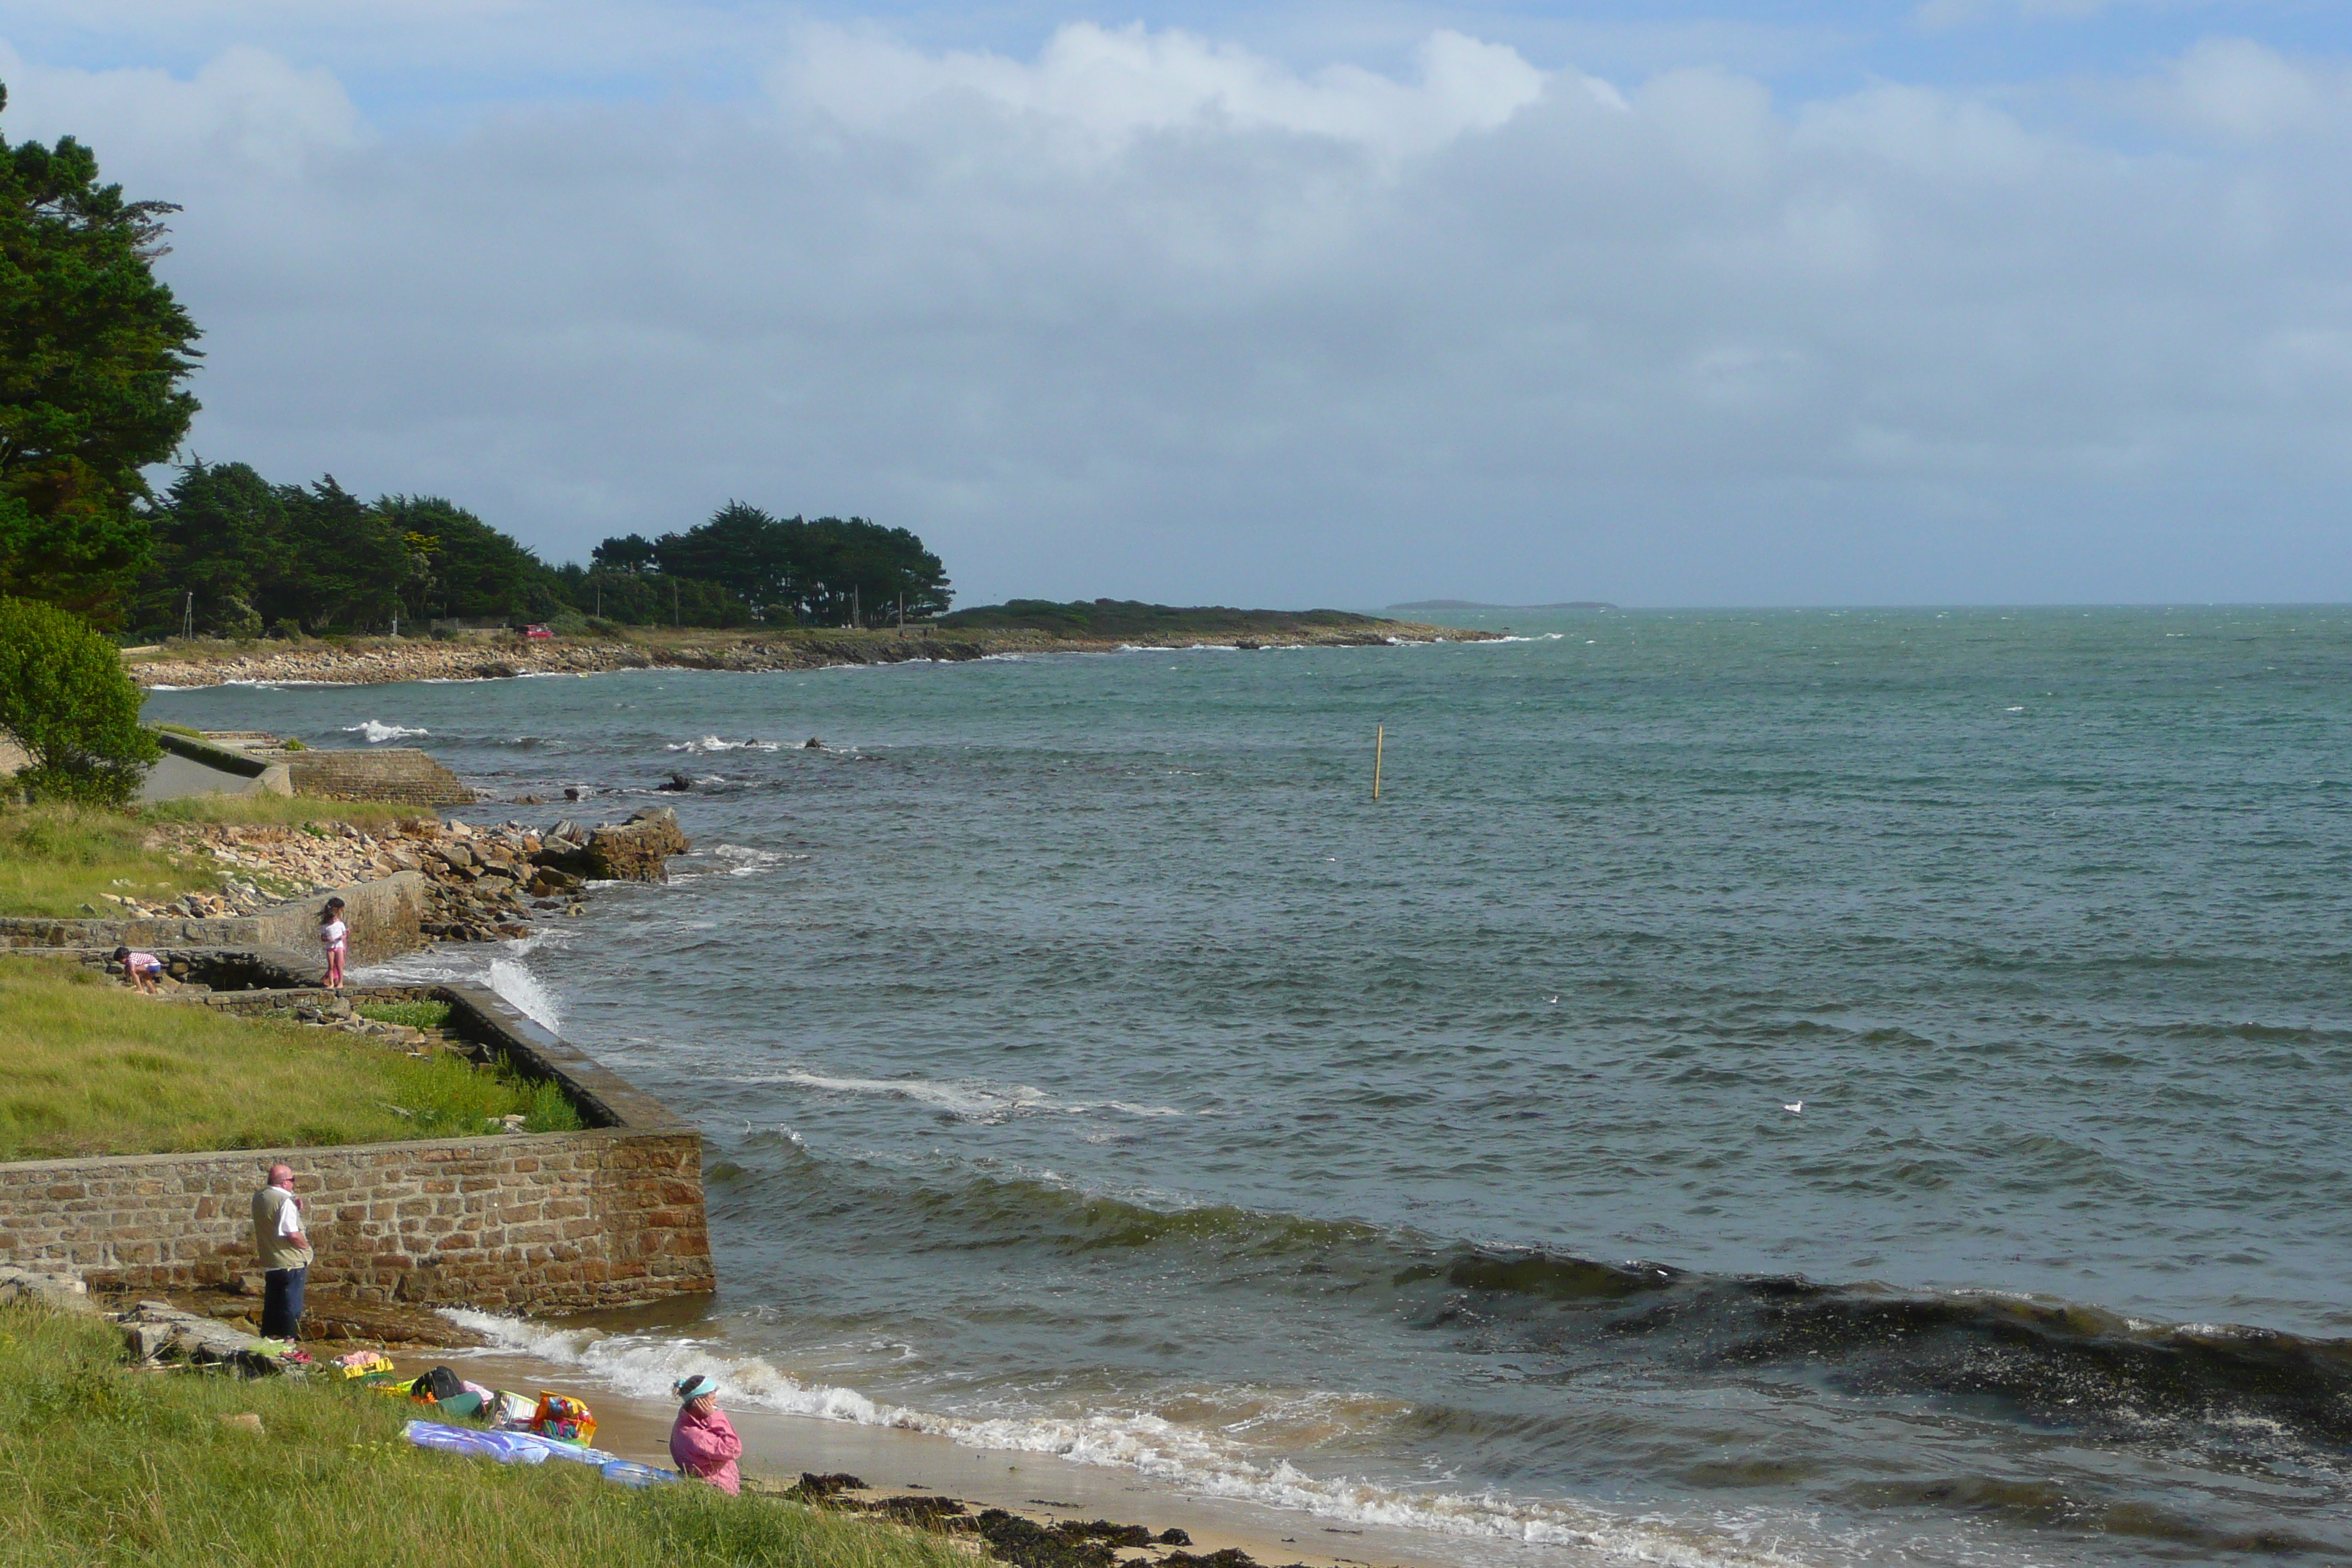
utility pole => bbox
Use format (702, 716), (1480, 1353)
(672, 578), (681, 629)
(183, 591), (193, 641)
(851, 586), (859, 629)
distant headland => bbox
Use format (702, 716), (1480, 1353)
(1387, 600), (1618, 611)
(125, 602), (1496, 689)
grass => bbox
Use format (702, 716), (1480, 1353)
(0, 963), (575, 1160)
(353, 999), (453, 1030)
(0, 1303), (970, 1568)
(0, 798), (414, 917)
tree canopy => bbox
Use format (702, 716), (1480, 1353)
(0, 83), (200, 623)
(596, 505), (951, 626)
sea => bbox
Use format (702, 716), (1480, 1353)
(149, 606), (2352, 1567)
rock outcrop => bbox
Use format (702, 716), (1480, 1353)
(585, 807), (690, 883)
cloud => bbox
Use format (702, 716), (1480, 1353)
(2, 24), (2349, 605)
(0, 41), (361, 176)
(770, 23), (1576, 159)
(2153, 37), (2352, 141)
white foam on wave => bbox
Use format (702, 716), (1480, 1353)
(746, 1071), (1186, 1123)
(440, 1314), (1807, 1566)
(1477, 634), (1567, 645)
(344, 720), (429, 743)
(1117, 643), (1242, 654)
(486, 954), (562, 1030)
(350, 935), (562, 1032)
(668, 735), (782, 753)
(671, 844), (804, 883)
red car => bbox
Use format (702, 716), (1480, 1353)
(521, 624), (554, 639)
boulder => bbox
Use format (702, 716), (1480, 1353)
(586, 806), (690, 882)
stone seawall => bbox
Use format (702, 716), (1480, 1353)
(0, 870), (424, 965)
(0, 984), (715, 1312)
(283, 748), (473, 805)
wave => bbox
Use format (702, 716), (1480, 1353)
(344, 720), (429, 743)
(668, 845), (806, 883)
(486, 954), (562, 1031)
(442, 1311), (1805, 1566)
(741, 1071), (1187, 1124)
(750, 1164), (2352, 1456)
(668, 736), (781, 753)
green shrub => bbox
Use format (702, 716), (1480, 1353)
(353, 999), (451, 1030)
(520, 1076), (584, 1134)
(0, 596), (159, 804)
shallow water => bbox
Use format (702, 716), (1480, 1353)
(157, 607), (2352, 1566)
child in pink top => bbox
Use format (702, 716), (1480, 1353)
(668, 1374), (743, 1493)
(319, 897), (347, 990)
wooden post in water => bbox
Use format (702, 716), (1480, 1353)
(1373, 725), (1384, 802)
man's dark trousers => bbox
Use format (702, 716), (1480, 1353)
(262, 1266), (306, 1341)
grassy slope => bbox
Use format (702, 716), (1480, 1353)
(0, 1303), (968, 1568)
(0, 962), (573, 1161)
(0, 797), (408, 918)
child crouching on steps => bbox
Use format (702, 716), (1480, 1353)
(319, 897), (347, 990)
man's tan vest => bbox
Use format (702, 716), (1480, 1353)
(252, 1185), (314, 1272)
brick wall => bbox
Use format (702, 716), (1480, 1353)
(0, 984), (715, 1312)
(0, 1131), (712, 1311)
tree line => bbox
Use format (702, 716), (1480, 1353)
(138, 466), (951, 636)
(0, 80), (953, 800)
(0, 75), (949, 640)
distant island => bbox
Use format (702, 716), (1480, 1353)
(1387, 600), (1618, 611)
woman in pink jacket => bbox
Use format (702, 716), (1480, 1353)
(668, 1373), (744, 1493)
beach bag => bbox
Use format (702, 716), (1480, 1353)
(529, 1391), (597, 1446)
(412, 1365), (466, 1403)
(488, 1390), (538, 1427)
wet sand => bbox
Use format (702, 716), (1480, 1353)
(390, 1349), (1598, 1568)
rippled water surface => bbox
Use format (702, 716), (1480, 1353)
(155, 608), (2352, 1566)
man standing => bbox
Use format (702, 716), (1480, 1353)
(252, 1164), (312, 1342)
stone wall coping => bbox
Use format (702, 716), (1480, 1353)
(431, 983), (689, 1134)
(0, 1123), (656, 1180)
(152, 727), (271, 777)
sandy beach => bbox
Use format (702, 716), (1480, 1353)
(388, 1346), (1608, 1568)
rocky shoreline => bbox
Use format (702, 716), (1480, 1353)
(113, 806), (690, 943)
(128, 622), (1491, 690)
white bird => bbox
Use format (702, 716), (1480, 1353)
(1782, 1101), (1804, 1115)
(1545, 995), (1559, 1005)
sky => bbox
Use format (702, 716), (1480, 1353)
(3, 1), (2348, 608)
